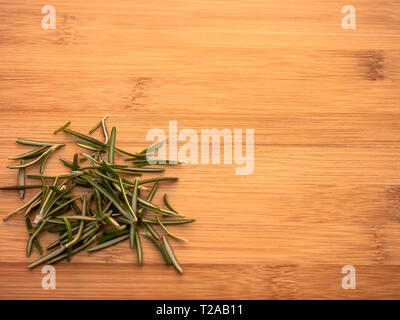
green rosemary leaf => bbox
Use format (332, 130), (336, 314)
(39, 148), (52, 174)
(88, 233), (129, 252)
(117, 167), (165, 173)
(3, 190), (42, 222)
(143, 231), (171, 265)
(160, 239), (173, 265)
(89, 114), (109, 134)
(53, 121), (71, 134)
(27, 174), (56, 180)
(58, 216), (98, 221)
(138, 200), (180, 217)
(138, 181), (158, 218)
(112, 169), (142, 176)
(27, 172), (83, 180)
(114, 216), (132, 225)
(147, 181), (159, 202)
(16, 138), (61, 147)
(104, 213), (123, 229)
(27, 217), (50, 257)
(131, 177), (139, 215)
(139, 139), (166, 155)
(63, 218), (73, 261)
(108, 127), (116, 164)
(163, 194), (184, 217)
(114, 147), (138, 158)
(129, 223), (136, 249)
(0, 185), (43, 190)
(135, 230), (143, 264)
(138, 177), (178, 185)
(32, 239), (43, 256)
(18, 160), (25, 199)
(47, 234), (97, 265)
(162, 236), (183, 274)
(26, 218), (43, 255)
(99, 228), (129, 244)
(8, 146), (49, 160)
(143, 222), (160, 240)
(64, 195), (87, 248)
(90, 169), (135, 188)
(59, 157), (74, 169)
(8, 144), (63, 170)
(28, 246), (66, 269)
(83, 226), (99, 244)
(47, 223), (82, 249)
(77, 143), (103, 152)
(63, 128), (106, 148)
(72, 154), (79, 171)
(142, 218), (195, 225)
(100, 160), (118, 177)
(119, 176), (137, 222)
(80, 153), (100, 166)
(156, 215), (188, 242)
(101, 117), (109, 145)
(24, 199), (41, 218)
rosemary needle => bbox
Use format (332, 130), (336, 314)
(16, 138), (59, 147)
(3, 190), (42, 222)
(88, 233), (129, 252)
(143, 222), (160, 240)
(160, 239), (173, 265)
(162, 236), (183, 274)
(72, 154), (79, 171)
(77, 143), (101, 152)
(99, 228), (129, 244)
(63, 128), (106, 148)
(142, 218), (195, 225)
(53, 121), (71, 134)
(26, 218), (43, 255)
(108, 127), (116, 165)
(39, 149), (52, 174)
(138, 177), (178, 185)
(143, 231), (171, 265)
(8, 146), (49, 160)
(101, 117), (109, 144)
(138, 181), (158, 218)
(118, 176), (137, 222)
(89, 114), (109, 134)
(27, 217), (50, 257)
(156, 215), (188, 242)
(135, 230), (143, 264)
(63, 217), (73, 261)
(129, 223), (136, 249)
(28, 247), (66, 269)
(7, 144), (63, 169)
(163, 194), (184, 217)
(64, 195), (87, 249)
(18, 160), (25, 199)
(0, 185), (43, 190)
(47, 234), (97, 265)
(131, 177), (139, 215)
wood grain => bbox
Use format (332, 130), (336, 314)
(0, 0), (400, 299)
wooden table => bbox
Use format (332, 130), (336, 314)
(0, 0), (400, 299)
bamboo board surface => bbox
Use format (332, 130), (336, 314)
(0, 0), (400, 299)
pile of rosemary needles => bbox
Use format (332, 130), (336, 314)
(1, 115), (194, 274)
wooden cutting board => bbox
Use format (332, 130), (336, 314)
(1, 0), (400, 299)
